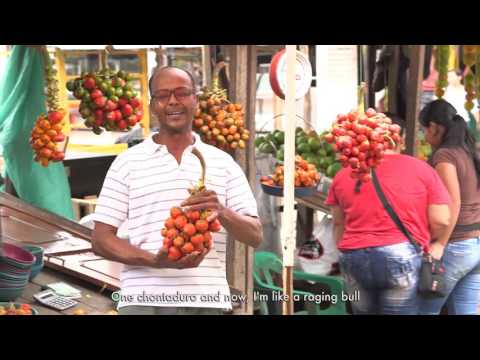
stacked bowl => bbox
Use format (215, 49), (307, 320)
(0, 243), (35, 302)
(23, 246), (44, 280)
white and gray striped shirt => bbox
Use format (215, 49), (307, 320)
(91, 132), (258, 309)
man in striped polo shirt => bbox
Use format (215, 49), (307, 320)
(91, 66), (262, 315)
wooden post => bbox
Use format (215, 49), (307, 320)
(202, 45), (212, 88)
(225, 45), (257, 315)
(387, 45), (400, 113)
(405, 45), (425, 156)
(365, 45), (377, 109)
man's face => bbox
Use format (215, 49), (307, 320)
(150, 69), (197, 134)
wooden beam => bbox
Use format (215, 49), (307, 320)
(365, 45), (377, 108)
(405, 45), (425, 156)
(299, 45), (312, 131)
(225, 45), (257, 314)
(201, 45), (212, 87)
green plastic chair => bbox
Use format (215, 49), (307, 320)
(253, 251), (348, 315)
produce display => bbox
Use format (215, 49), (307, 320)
(0, 303), (34, 315)
(66, 68), (143, 134)
(161, 148), (221, 261)
(30, 49), (67, 167)
(260, 155), (320, 187)
(255, 128), (342, 178)
(193, 86), (249, 152)
(322, 108), (402, 182)
(463, 45), (477, 111)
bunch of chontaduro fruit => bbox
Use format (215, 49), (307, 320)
(193, 86), (249, 152)
(30, 110), (67, 167)
(161, 148), (222, 261)
(323, 108), (402, 182)
(66, 68), (143, 134)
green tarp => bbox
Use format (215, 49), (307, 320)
(0, 45), (74, 220)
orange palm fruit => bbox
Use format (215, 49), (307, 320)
(166, 228), (179, 239)
(174, 215), (188, 230)
(183, 223), (196, 237)
(170, 207), (183, 219)
(191, 233), (205, 245)
(165, 218), (175, 229)
(168, 246), (183, 261)
(181, 242), (195, 254)
(173, 236), (185, 248)
(195, 220), (209, 233)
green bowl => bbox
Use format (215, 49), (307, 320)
(0, 302), (39, 315)
(22, 246), (44, 266)
(0, 287), (25, 302)
(29, 264), (43, 280)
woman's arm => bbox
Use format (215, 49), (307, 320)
(331, 205), (345, 244)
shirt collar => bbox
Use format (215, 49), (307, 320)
(144, 131), (205, 156)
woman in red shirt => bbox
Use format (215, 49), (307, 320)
(419, 99), (480, 315)
(325, 120), (451, 315)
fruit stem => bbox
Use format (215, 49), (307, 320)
(191, 147), (206, 192)
(384, 135), (396, 148)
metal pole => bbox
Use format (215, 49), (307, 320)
(282, 45), (297, 315)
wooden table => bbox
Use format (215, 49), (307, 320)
(17, 268), (116, 315)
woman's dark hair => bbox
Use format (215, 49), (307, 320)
(419, 98), (480, 185)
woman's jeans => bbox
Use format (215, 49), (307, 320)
(339, 242), (421, 315)
(419, 237), (480, 315)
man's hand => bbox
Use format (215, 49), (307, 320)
(181, 190), (224, 222)
(429, 242), (445, 261)
(152, 247), (210, 269)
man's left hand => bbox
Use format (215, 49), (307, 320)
(181, 190), (225, 222)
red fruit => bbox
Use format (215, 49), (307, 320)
(181, 242), (195, 254)
(94, 109), (104, 120)
(360, 173), (372, 183)
(173, 236), (185, 248)
(166, 228), (179, 239)
(53, 134), (65, 142)
(52, 151), (65, 162)
(191, 233), (205, 245)
(342, 147), (352, 157)
(366, 118), (378, 129)
(337, 114), (347, 122)
(331, 144), (338, 152)
(369, 131), (381, 142)
(358, 116), (369, 125)
(94, 96), (107, 109)
(129, 97), (141, 108)
(344, 121), (353, 130)
(161, 228), (168, 237)
(347, 130), (357, 138)
(83, 77), (96, 90)
(95, 118), (104, 126)
(163, 238), (173, 248)
(127, 115), (138, 126)
(105, 111), (116, 122)
(332, 127), (346, 137)
(168, 246), (183, 261)
(170, 207), (183, 218)
(347, 112), (358, 122)
(114, 110), (123, 122)
(203, 231), (212, 243)
(106, 100), (118, 111)
(356, 134), (367, 143)
(121, 104), (133, 117)
(324, 133), (334, 143)
(351, 147), (360, 157)
(338, 136), (353, 149)
(183, 223), (197, 236)
(367, 158), (376, 168)
(165, 218), (175, 229)
(359, 161), (369, 172)
(348, 157), (359, 169)
(186, 210), (201, 222)
(135, 109), (143, 121)
(359, 140), (370, 152)
(366, 108), (377, 117)
(117, 120), (127, 130)
(48, 111), (63, 124)
(175, 215), (188, 230)
(339, 155), (349, 163)
(195, 219), (209, 233)
(391, 133), (402, 143)
(118, 97), (128, 107)
(90, 89), (103, 100)
(209, 219), (222, 232)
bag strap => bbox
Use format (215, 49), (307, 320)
(371, 169), (422, 253)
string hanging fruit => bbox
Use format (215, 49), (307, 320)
(463, 45), (477, 112)
(475, 45), (480, 108)
(322, 108), (402, 183)
(66, 68), (143, 135)
(435, 45), (450, 99)
(160, 148), (222, 261)
(30, 47), (67, 167)
(193, 80), (249, 152)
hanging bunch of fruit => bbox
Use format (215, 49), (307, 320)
(161, 148), (221, 261)
(435, 45), (450, 99)
(30, 48), (67, 167)
(323, 108), (402, 183)
(66, 68), (143, 134)
(193, 81), (249, 152)
(463, 45), (478, 112)
(260, 155), (320, 188)
(475, 46), (480, 107)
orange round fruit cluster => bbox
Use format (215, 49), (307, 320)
(30, 109), (66, 167)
